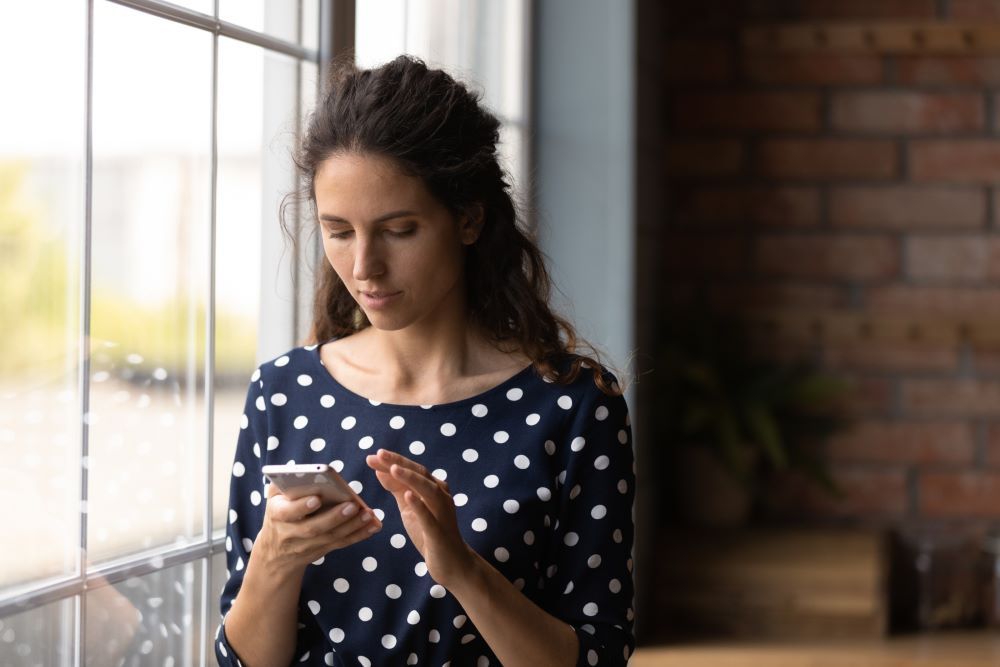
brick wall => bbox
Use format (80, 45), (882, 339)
(661, 0), (1000, 528)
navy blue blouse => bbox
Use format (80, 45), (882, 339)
(215, 339), (636, 666)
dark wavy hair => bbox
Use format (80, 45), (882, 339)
(280, 54), (627, 397)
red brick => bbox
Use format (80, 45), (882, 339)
(823, 341), (959, 373)
(950, 0), (1000, 19)
(868, 286), (1000, 315)
(832, 375), (896, 417)
(830, 186), (986, 230)
(897, 56), (1000, 86)
(664, 39), (732, 84)
(920, 472), (1000, 518)
(753, 234), (899, 280)
(709, 283), (851, 310)
(764, 466), (909, 519)
(756, 139), (898, 181)
(972, 343), (1000, 375)
(666, 139), (744, 177)
(906, 236), (1000, 282)
(797, 0), (937, 18)
(911, 141), (1000, 183)
(831, 93), (984, 134)
(672, 92), (823, 132)
(673, 186), (821, 227)
(661, 234), (749, 277)
(828, 420), (975, 465)
(986, 423), (1000, 467)
(742, 54), (883, 85)
(901, 379), (1000, 417)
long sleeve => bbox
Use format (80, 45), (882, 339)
(543, 370), (636, 666)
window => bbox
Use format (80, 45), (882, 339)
(0, 1), (325, 664)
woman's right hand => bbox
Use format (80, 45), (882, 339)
(252, 483), (383, 573)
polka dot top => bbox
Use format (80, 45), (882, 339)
(215, 339), (636, 667)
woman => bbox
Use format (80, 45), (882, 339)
(216, 54), (635, 667)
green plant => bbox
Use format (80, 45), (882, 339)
(658, 302), (850, 500)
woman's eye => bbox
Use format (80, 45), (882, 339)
(327, 229), (414, 240)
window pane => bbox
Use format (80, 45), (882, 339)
(218, 0), (302, 45)
(213, 38), (300, 535)
(167, 0), (214, 16)
(84, 560), (204, 665)
(0, 597), (75, 667)
(207, 550), (227, 658)
(301, 0), (320, 52)
(0, 1), (85, 590)
(89, 1), (212, 563)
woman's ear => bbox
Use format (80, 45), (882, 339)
(459, 203), (485, 245)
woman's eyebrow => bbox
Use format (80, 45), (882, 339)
(319, 210), (417, 224)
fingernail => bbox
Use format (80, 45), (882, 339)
(360, 512), (372, 522)
(306, 497), (320, 509)
(342, 503), (358, 516)
(367, 524), (379, 533)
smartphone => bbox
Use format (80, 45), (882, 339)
(262, 463), (378, 524)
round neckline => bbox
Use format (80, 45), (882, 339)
(308, 338), (537, 411)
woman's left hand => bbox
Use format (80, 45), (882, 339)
(365, 448), (477, 588)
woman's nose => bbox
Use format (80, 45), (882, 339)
(352, 236), (385, 281)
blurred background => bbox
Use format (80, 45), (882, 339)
(5, 0), (1000, 666)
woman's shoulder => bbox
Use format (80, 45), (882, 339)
(251, 343), (323, 385)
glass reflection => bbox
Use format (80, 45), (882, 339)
(0, 597), (75, 667)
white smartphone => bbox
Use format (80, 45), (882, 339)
(262, 463), (376, 521)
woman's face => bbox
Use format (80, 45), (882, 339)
(314, 152), (480, 331)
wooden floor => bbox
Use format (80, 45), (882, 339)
(629, 632), (1000, 667)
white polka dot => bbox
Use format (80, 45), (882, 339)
(359, 657), (371, 667)
(453, 614), (468, 628)
(415, 561), (428, 576)
(312, 556), (325, 566)
(251, 368), (261, 382)
(609, 578), (622, 593)
(229, 509), (237, 524)
(483, 474), (499, 488)
(358, 607), (373, 621)
(545, 440), (556, 455)
(390, 416), (405, 429)
(546, 564), (557, 578)
(333, 578), (349, 593)
(428, 629), (440, 642)
(506, 387), (523, 401)
(591, 504), (607, 519)
(407, 610), (421, 624)
(386, 584), (402, 599)
(523, 530), (535, 545)
(493, 430), (509, 443)
(233, 462), (245, 477)
(390, 534), (406, 548)
(454, 493), (468, 507)
(595, 405), (609, 420)
(618, 429), (628, 444)
(588, 649), (599, 665)
(494, 548), (509, 562)
(462, 449), (479, 462)
(307, 600), (321, 614)
(362, 557), (377, 572)
(430, 584), (446, 598)
(537, 487), (552, 501)
(349, 480), (363, 494)
(382, 634), (396, 649)
(293, 415), (308, 429)
(503, 499), (520, 514)
(331, 460), (344, 473)
(558, 395), (573, 409)
(440, 423), (457, 436)
(594, 455), (610, 470)
(320, 394), (335, 408)
(358, 436), (374, 450)
(253, 442), (261, 458)
(267, 436), (279, 451)
(373, 508), (385, 521)
(250, 490), (261, 506)
(240, 413), (249, 429)
(564, 532), (579, 546)
(341, 416), (356, 430)
(461, 634), (475, 644)
(270, 393), (287, 406)
(583, 602), (598, 616)
(255, 396), (266, 411)
(478, 657), (490, 667)
(514, 455), (530, 469)
(564, 581), (575, 594)
(471, 518), (487, 532)
(526, 413), (540, 426)
(617, 479), (628, 493)
(471, 403), (488, 417)
(297, 374), (313, 386)
(226, 536), (232, 551)
(310, 438), (326, 452)
(569, 484), (581, 499)
(588, 554), (602, 568)
(409, 440), (425, 455)
(613, 529), (623, 543)
(274, 355), (289, 367)
(329, 628), (344, 643)
(432, 468), (447, 481)
(571, 437), (586, 452)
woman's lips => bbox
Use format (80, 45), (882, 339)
(361, 291), (401, 309)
